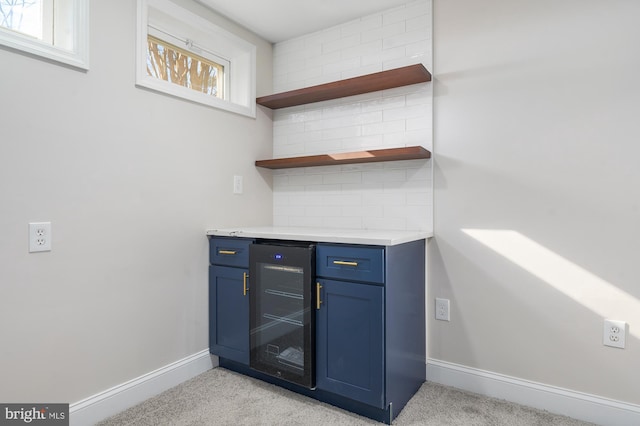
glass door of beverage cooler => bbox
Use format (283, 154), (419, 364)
(249, 243), (315, 388)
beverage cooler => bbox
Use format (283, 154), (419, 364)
(249, 242), (316, 388)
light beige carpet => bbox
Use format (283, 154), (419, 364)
(97, 367), (592, 425)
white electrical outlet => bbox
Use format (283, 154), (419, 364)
(435, 298), (450, 321)
(233, 175), (243, 194)
(603, 319), (626, 349)
(29, 222), (52, 253)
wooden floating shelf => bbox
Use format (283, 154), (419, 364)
(256, 64), (432, 109)
(255, 146), (431, 169)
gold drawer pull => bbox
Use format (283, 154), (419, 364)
(218, 250), (237, 255)
(243, 273), (249, 296)
(316, 283), (322, 310)
(333, 260), (358, 267)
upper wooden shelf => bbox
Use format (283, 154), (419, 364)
(256, 64), (432, 109)
(255, 146), (431, 169)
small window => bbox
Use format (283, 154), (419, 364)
(0, 0), (89, 69)
(137, 0), (257, 117)
(146, 29), (228, 99)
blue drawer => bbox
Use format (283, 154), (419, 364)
(209, 237), (253, 268)
(316, 244), (384, 284)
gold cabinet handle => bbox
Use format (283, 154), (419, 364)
(333, 260), (358, 267)
(316, 283), (322, 310)
(243, 272), (249, 296)
(218, 250), (237, 255)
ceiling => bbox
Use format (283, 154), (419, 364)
(197, 0), (412, 43)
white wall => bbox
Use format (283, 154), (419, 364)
(0, 0), (272, 403)
(432, 0), (640, 405)
(270, 0), (432, 231)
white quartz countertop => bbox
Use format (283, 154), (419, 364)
(205, 226), (431, 246)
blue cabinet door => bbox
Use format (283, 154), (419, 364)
(316, 279), (384, 408)
(209, 265), (249, 365)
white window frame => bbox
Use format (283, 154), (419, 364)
(0, 0), (89, 70)
(136, 0), (257, 118)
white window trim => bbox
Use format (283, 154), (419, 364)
(136, 0), (257, 118)
(0, 0), (89, 70)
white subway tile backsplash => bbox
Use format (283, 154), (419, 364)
(323, 33), (360, 54)
(361, 45), (406, 67)
(273, 143), (305, 157)
(405, 40), (430, 58)
(305, 51), (341, 70)
(292, 130), (323, 144)
(341, 15), (383, 38)
(323, 216), (363, 229)
(288, 174), (324, 186)
(287, 67), (323, 86)
(384, 2), (430, 26)
(305, 138), (342, 154)
(407, 116), (430, 131)
(322, 172), (362, 185)
(275, 204), (305, 217)
(340, 64), (383, 80)
(289, 216), (324, 227)
(321, 126), (362, 140)
(362, 120), (406, 136)
(303, 119), (324, 132)
(273, 174), (289, 186)
(404, 128), (432, 146)
(406, 14), (430, 33)
(322, 193), (363, 206)
(383, 28), (429, 50)
(406, 191), (431, 206)
(342, 204), (384, 218)
(273, 122), (305, 137)
(322, 102), (363, 119)
(363, 191), (405, 206)
(308, 204), (343, 218)
(341, 39), (384, 62)
(303, 73), (343, 89)
(272, 0), (432, 232)
(363, 217), (407, 231)
(363, 168), (407, 183)
(322, 57), (361, 77)
(274, 38), (305, 56)
(384, 103), (430, 121)
(341, 135), (384, 151)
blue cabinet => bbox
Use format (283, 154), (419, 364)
(209, 236), (425, 424)
(316, 241), (425, 423)
(316, 278), (384, 407)
(209, 237), (253, 365)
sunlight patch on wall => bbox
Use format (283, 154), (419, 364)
(462, 229), (638, 339)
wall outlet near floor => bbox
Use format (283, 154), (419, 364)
(603, 319), (626, 349)
(29, 222), (52, 253)
(435, 298), (450, 321)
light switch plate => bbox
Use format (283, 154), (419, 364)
(233, 175), (243, 194)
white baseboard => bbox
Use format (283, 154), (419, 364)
(70, 349), (214, 426)
(426, 358), (640, 426)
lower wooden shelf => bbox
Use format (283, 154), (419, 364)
(255, 146), (431, 169)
